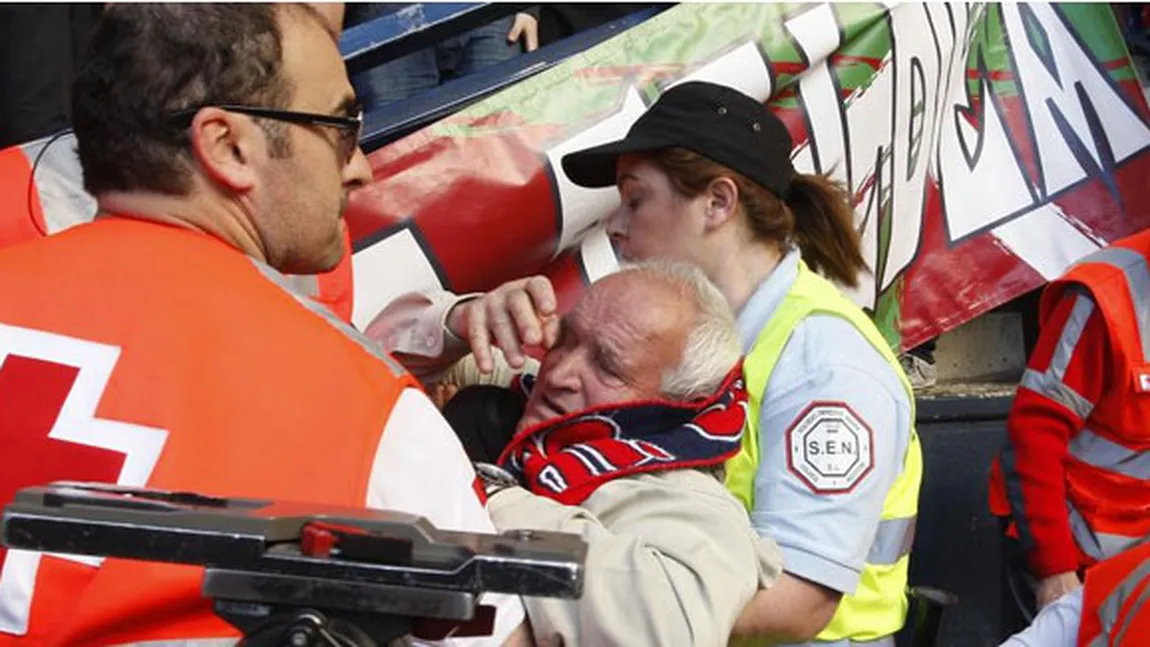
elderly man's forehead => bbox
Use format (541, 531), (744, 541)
(572, 272), (692, 332)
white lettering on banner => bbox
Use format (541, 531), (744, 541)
(935, 35), (1039, 243)
(881, 3), (948, 292)
(838, 57), (894, 309)
(351, 226), (444, 330)
(545, 87), (648, 255)
(578, 225), (620, 284)
(667, 40), (775, 103)
(786, 402), (874, 494)
(0, 324), (168, 635)
(1001, 3), (1150, 200)
(982, 3), (1150, 278)
(782, 1), (1143, 307)
(990, 202), (1103, 280)
(786, 4), (848, 183)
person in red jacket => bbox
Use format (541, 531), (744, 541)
(989, 230), (1150, 613)
(0, 4), (526, 645)
(999, 535), (1150, 646)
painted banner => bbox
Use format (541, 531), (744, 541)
(343, 2), (1150, 351)
(3, 3), (1148, 353)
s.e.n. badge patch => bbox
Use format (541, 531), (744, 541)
(786, 401), (875, 494)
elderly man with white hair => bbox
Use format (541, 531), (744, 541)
(440, 260), (783, 647)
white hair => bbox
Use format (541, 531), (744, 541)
(614, 259), (741, 400)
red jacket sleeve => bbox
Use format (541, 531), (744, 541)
(1004, 287), (1109, 577)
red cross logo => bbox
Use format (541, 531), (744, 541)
(0, 355), (128, 575)
(0, 324), (167, 635)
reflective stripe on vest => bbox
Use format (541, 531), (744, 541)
(1070, 428), (1150, 480)
(724, 260), (923, 642)
(247, 257), (406, 377)
(1068, 501), (1143, 562)
(1069, 246), (1150, 360)
(1085, 553), (1150, 646)
(867, 516), (916, 566)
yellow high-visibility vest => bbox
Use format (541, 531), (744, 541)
(725, 260), (923, 642)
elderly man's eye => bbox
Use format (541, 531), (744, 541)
(596, 352), (626, 383)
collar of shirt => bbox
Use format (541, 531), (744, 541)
(736, 245), (801, 353)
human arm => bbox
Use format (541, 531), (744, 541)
(737, 317), (913, 642)
(364, 277), (558, 386)
(488, 471), (779, 647)
(366, 388), (528, 646)
(732, 572), (841, 643)
(506, 11), (539, 51)
(999, 587), (1082, 647)
(1000, 287), (1107, 594)
(364, 290), (478, 385)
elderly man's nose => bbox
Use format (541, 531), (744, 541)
(543, 352), (581, 389)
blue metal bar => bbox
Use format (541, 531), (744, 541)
(359, 6), (667, 153)
(340, 3), (529, 74)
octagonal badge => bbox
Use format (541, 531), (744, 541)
(785, 401), (874, 494)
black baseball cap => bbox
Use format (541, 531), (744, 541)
(562, 81), (796, 198)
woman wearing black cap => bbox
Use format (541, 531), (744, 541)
(371, 81), (922, 646)
(554, 81), (923, 647)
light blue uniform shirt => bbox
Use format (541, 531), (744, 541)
(736, 248), (914, 595)
(999, 589), (1082, 647)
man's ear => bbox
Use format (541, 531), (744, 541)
(187, 107), (261, 193)
(703, 176), (740, 232)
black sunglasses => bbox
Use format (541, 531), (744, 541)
(169, 105), (364, 164)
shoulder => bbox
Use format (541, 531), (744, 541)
(771, 315), (906, 402)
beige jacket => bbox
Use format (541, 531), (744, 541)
(488, 470), (783, 647)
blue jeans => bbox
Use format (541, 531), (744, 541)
(353, 16), (521, 109)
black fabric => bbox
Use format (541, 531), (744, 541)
(535, 4), (660, 46)
(561, 81), (796, 198)
(0, 4), (102, 149)
(998, 518), (1038, 636)
(442, 385), (525, 465)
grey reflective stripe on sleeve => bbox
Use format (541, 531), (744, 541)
(1002, 291), (1098, 554)
(246, 257), (407, 376)
(1048, 292), (1096, 381)
(1016, 292), (1095, 418)
(1000, 439), (1034, 553)
(1019, 369), (1094, 419)
(866, 516), (916, 566)
(1067, 501), (1142, 561)
(1093, 555), (1150, 643)
(1072, 246), (1150, 361)
(1069, 428), (1150, 480)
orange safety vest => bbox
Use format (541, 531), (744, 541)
(0, 140), (356, 323)
(1077, 537), (1150, 645)
(990, 230), (1150, 567)
(0, 217), (417, 645)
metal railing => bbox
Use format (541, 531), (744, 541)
(337, 3), (668, 152)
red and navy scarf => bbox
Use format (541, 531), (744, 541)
(496, 365), (749, 506)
